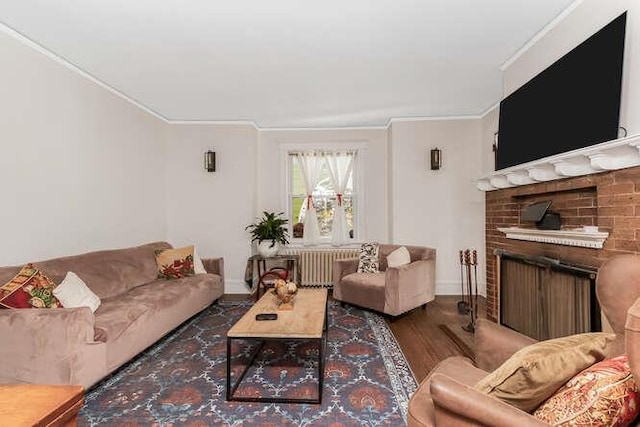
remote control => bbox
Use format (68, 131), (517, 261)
(255, 313), (277, 321)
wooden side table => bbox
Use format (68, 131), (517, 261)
(0, 384), (84, 426)
(247, 254), (301, 300)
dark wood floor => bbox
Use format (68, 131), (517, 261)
(222, 293), (485, 383)
(386, 295), (485, 382)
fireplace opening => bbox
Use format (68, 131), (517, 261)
(497, 250), (601, 341)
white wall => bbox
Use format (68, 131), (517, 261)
(257, 128), (390, 243)
(389, 119), (486, 295)
(0, 30), (167, 265)
(504, 0), (640, 135)
(164, 124), (258, 293)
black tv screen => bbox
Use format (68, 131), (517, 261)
(496, 12), (626, 171)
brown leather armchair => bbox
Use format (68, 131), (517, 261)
(332, 244), (436, 317)
(408, 254), (640, 426)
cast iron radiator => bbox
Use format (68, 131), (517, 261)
(280, 248), (359, 288)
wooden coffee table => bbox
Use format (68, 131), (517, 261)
(0, 384), (84, 426)
(226, 288), (328, 404)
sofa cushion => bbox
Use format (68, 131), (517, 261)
(474, 332), (615, 412)
(93, 295), (152, 343)
(340, 272), (386, 312)
(98, 274), (222, 371)
(387, 246), (411, 268)
(0, 264), (61, 309)
(357, 242), (379, 273)
(0, 242), (173, 301)
(534, 355), (640, 425)
(53, 272), (101, 313)
(155, 246), (195, 279)
(193, 247), (206, 274)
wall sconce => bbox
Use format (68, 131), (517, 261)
(204, 150), (216, 172)
(430, 148), (442, 170)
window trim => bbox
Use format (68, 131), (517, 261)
(279, 141), (367, 247)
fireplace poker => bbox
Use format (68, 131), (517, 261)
(462, 249), (475, 333)
(472, 249), (479, 325)
(457, 250), (469, 314)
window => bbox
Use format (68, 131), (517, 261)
(286, 149), (359, 246)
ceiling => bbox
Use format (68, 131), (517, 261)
(1, 0), (577, 128)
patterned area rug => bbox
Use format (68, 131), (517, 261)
(79, 300), (417, 426)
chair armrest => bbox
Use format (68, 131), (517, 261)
(475, 319), (538, 371)
(332, 258), (359, 284)
(0, 307), (105, 386)
(418, 247), (436, 261)
(332, 258), (359, 301)
(384, 258), (435, 316)
(202, 257), (224, 284)
(430, 374), (547, 427)
(626, 297), (640, 388)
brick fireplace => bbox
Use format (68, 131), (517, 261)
(485, 165), (640, 323)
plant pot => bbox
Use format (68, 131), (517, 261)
(257, 241), (280, 258)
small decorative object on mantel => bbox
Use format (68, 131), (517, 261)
(273, 279), (297, 310)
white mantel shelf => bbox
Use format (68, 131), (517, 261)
(477, 134), (640, 191)
(497, 227), (609, 249)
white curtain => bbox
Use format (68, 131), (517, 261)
(296, 152), (324, 246)
(325, 151), (354, 246)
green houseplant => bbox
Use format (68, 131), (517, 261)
(246, 211), (290, 257)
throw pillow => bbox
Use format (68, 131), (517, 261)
(53, 271), (101, 313)
(357, 242), (379, 273)
(387, 246), (411, 268)
(0, 264), (62, 309)
(193, 247), (206, 275)
(534, 355), (640, 426)
(155, 246), (196, 279)
(474, 332), (615, 413)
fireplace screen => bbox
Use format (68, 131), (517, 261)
(499, 253), (600, 341)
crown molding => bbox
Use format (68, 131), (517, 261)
(500, 0), (585, 71)
(0, 22), (169, 123)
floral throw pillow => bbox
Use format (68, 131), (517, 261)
(0, 264), (62, 309)
(533, 355), (640, 426)
(357, 242), (380, 273)
(155, 246), (195, 279)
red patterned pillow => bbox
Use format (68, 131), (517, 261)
(155, 246), (195, 279)
(534, 355), (640, 426)
(0, 264), (62, 309)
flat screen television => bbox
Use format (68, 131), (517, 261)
(496, 12), (626, 171)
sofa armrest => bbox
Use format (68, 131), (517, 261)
(384, 258), (435, 316)
(475, 318), (538, 371)
(202, 257), (224, 285)
(0, 307), (105, 386)
(430, 374), (547, 427)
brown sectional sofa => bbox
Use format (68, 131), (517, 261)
(0, 241), (224, 389)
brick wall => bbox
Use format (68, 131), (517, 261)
(485, 166), (640, 322)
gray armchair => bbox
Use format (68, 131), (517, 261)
(332, 244), (436, 317)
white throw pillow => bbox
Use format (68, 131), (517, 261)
(53, 271), (101, 313)
(387, 246), (411, 268)
(193, 247), (206, 274)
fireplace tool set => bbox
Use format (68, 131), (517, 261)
(457, 249), (479, 333)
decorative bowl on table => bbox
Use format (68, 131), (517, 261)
(273, 279), (298, 310)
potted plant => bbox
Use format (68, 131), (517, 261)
(246, 211), (290, 257)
